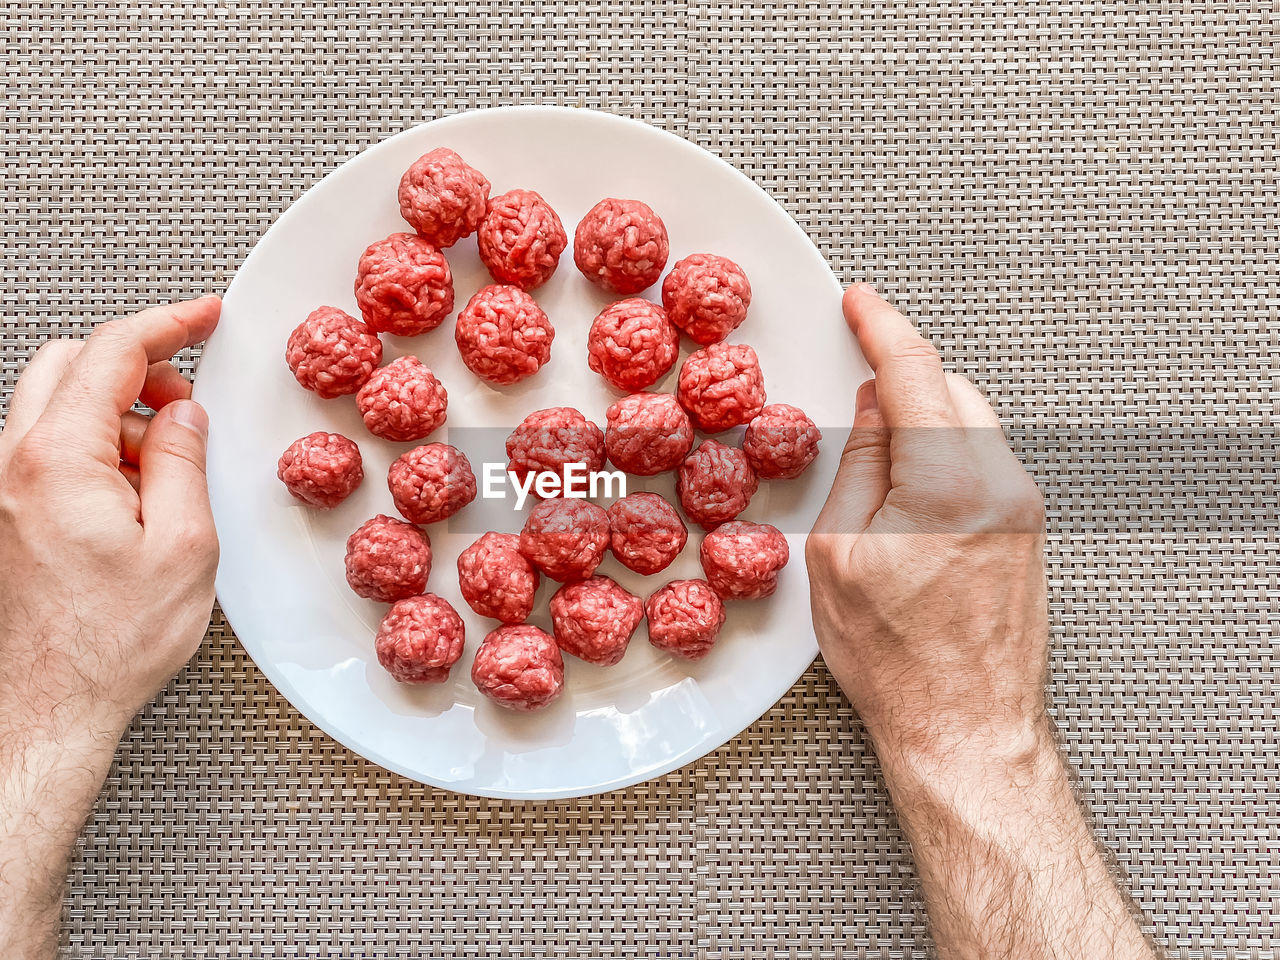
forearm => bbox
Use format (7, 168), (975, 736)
(877, 721), (1158, 960)
(0, 718), (121, 960)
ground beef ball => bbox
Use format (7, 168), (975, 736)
(742, 403), (822, 480)
(505, 407), (606, 493)
(454, 284), (555, 385)
(677, 342), (766, 433)
(587, 298), (679, 392)
(397, 147), (490, 248)
(518, 498), (610, 582)
(354, 232), (454, 337)
(604, 393), (694, 476)
(645, 579), (727, 661)
(277, 432), (363, 509)
(676, 439), (759, 530)
(456, 532), (540, 623)
(285, 306), (383, 398)
(607, 492), (688, 575)
(345, 514), (432, 603)
(375, 594), (465, 684)
(573, 198), (669, 295)
(477, 189), (567, 290)
(388, 443), (477, 525)
(356, 356), (448, 442)
(549, 576), (644, 666)
(699, 520), (790, 600)
(471, 624), (565, 712)
(661, 254), (752, 345)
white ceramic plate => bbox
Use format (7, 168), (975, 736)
(194, 106), (866, 800)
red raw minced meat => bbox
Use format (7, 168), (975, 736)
(606, 492), (687, 576)
(573, 198), (669, 295)
(699, 520), (790, 600)
(645, 579), (727, 661)
(677, 341), (766, 433)
(356, 356), (448, 442)
(374, 593), (465, 684)
(388, 443), (476, 525)
(397, 147), (490, 248)
(742, 403), (822, 480)
(518, 497), (610, 583)
(456, 531), (540, 624)
(344, 514), (432, 603)
(505, 407), (605, 492)
(285, 306), (383, 398)
(676, 439), (759, 530)
(471, 624), (565, 712)
(477, 189), (567, 290)
(549, 576), (644, 667)
(277, 432), (363, 509)
(604, 392), (694, 476)
(354, 232), (455, 337)
(455, 284), (555, 385)
(586, 298), (679, 392)
(661, 254), (752, 345)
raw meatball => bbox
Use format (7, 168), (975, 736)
(388, 443), (477, 525)
(743, 403), (822, 480)
(604, 392), (694, 476)
(699, 520), (790, 600)
(549, 576), (644, 666)
(345, 514), (432, 603)
(478, 189), (567, 290)
(587, 298), (679, 392)
(661, 254), (752, 345)
(518, 497), (610, 582)
(375, 594), (465, 684)
(676, 439), (759, 530)
(397, 147), (490, 248)
(456, 532), (540, 623)
(505, 407), (606, 493)
(471, 624), (565, 712)
(573, 198), (669, 295)
(356, 356), (448, 442)
(285, 306), (383, 398)
(277, 432), (363, 509)
(677, 342), (766, 433)
(607, 492), (688, 575)
(645, 579), (727, 661)
(354, 232), (454, 336)
(455, 284), (555, 385)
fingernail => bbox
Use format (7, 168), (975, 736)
(856, 378), (879, 413)
(849, 281), (879, 297)
(171, 399), (209, 437)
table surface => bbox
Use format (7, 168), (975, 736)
(1, 2), (1276, 957)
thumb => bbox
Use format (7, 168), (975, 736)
(139, 399), (216, 552)
(810, 378), (890, 538)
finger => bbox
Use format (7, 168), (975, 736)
(1, 339), (83, 442)
(120, 410), (150, 465)
(138, 399), (215, 554)
(843, 283), (957, 429)
(120, 461), (142, 494)
(811, 378), (891, 537)
(36, 296), (221, 462)
(139, 361), (193, 412)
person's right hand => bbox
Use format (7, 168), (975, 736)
(806, 283), (1051, 773)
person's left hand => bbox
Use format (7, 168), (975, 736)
(0, 297), (222, 744)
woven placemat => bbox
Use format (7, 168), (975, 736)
(1, 2), (1276, 957)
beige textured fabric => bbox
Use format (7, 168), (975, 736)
(0, 1), (1276, 956)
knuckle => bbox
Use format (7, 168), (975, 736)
(35, 338), (80, 363)
(888, 336), (941, 365)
